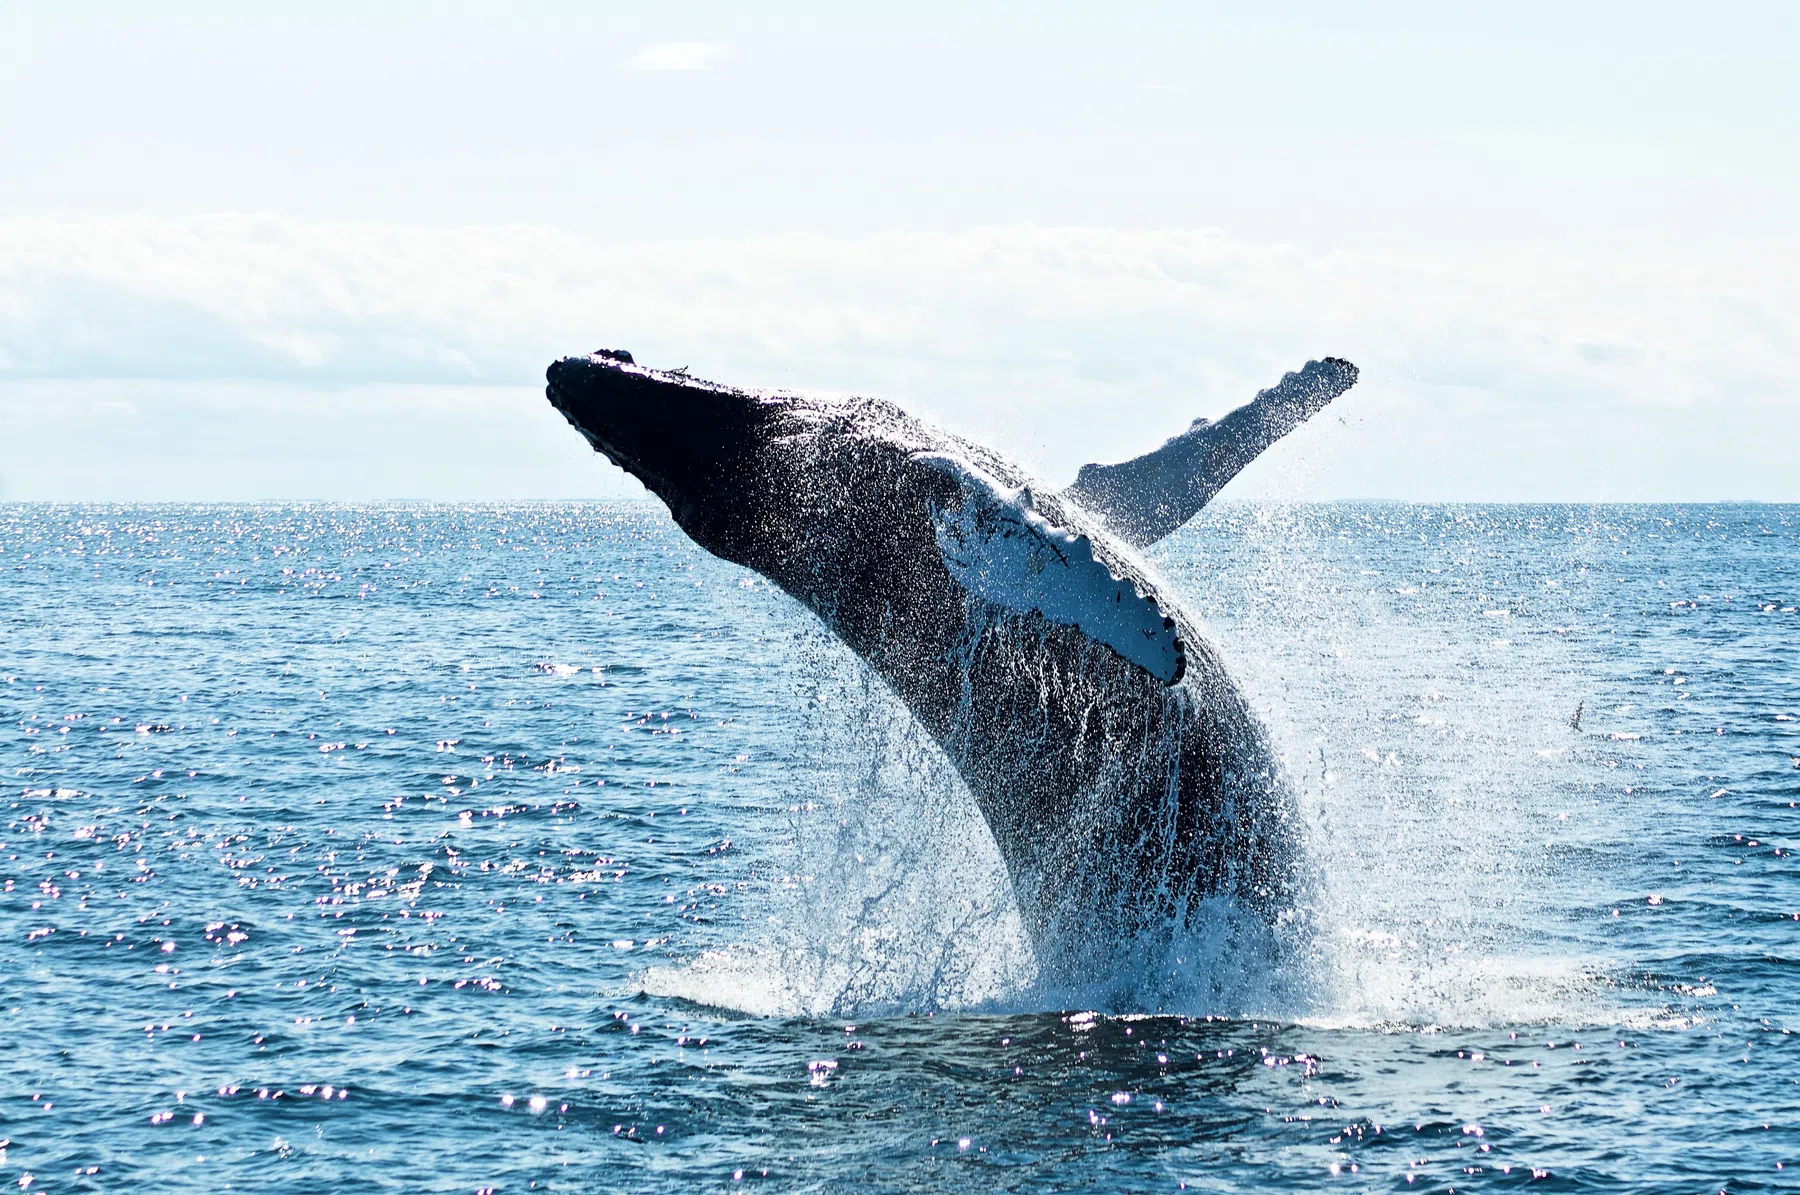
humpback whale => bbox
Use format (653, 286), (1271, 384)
(546, 350), (1358, 978)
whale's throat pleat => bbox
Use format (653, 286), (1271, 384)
(915, 452), (1186, 685)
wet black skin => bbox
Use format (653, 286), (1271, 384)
(546, 351), (1299, 979)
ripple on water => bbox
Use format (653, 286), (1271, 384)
(1, 501), (1797, 1191)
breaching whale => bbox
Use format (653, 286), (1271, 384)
(546, 350), (1357, 978)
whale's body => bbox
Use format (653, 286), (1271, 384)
(546, 351), (1356, 977)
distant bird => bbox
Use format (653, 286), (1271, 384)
(1570, 701), (1584, 731)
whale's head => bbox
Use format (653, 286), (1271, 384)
(546, 351), (782, 552)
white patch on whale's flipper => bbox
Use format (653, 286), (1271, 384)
(916, 452), (1185, 685)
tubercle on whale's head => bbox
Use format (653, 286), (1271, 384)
(545, 351), (776, 547)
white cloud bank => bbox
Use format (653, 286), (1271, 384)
(628, 42), (730, 71)
(1, 217), (1796, 500)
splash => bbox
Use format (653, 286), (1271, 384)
(1168, 502), (1649, 1030)
(647, 504), (1674, 1028)
(642, 619), (1317, 1018)
(644, 630), (1037, 1016)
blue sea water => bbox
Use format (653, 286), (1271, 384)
(1, 501), (1796, 1192)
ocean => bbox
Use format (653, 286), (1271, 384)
(2, 501), (1795, 1192)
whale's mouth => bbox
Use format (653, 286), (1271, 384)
(545, 351), (679, 498)
(545, 353), (633, 454)
(545, 351), (780, 544)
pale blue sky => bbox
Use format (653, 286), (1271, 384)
(2, 2), (1796, 500)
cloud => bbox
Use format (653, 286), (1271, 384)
(1, 217), (1796, 497)
(628, 42), (729, 71)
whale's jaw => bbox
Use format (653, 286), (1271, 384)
(544, 352), (772, 529)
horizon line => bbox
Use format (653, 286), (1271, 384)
(3, 497), (1796, 509)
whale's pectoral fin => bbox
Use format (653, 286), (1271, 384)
(914, 452), (1186, 685)
(1061, 357), (1359, 547)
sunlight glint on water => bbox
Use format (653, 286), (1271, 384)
(2, 502), (1795, 1191)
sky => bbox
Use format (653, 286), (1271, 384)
(1, 1), (1796, 501)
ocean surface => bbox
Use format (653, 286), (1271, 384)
(2, 501), (1796, 1192)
